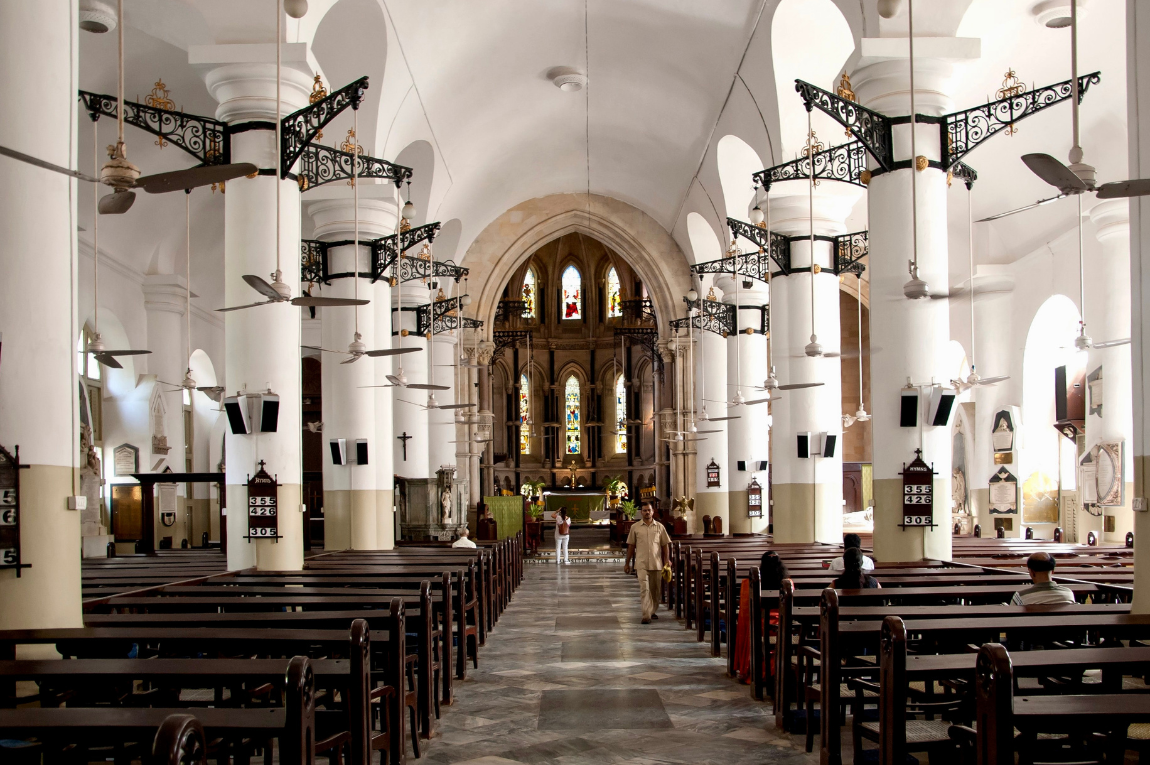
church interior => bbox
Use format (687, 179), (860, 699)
(4, 0), (1150, 763)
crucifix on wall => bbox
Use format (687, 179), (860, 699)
(397, 432), (412, 461)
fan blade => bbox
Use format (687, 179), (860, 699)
(778, 382), (824, 390)
(356, 384), (397, 388)
(704, 416), (741, 422)
(976, 194), (1066, 222)
(398, 399), (427, 409)
(339, 355), (361, 365)
(1091, 338), (1131, 349)
(243, 274), (282, 300)
(385, 374), (405, 386)
(100, 349), (151, 357)
(438, 403), (476, 410)
(365, 347), (422, 357)
(137, 163), (258, 194)
(1021, 153), (1087, 193)
(98, 190), (136, 215)
(0, 143), (101, 183)
(693, 429), (722, 434)
(744, 398), (779, 405)
(216, 300), (272, 313)
(974, 375), (1010, 385)
(301, 345), (350, 355)
(406, 383), (450, 391)
(1096, 180), (1150, 199)
(92, 353), (123, 369)
(292, 296), (370, 308)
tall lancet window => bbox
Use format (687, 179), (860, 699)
(562, 265), (582, 320)
(564, 376), (581, 454)
(522, 268), (537, 319)
(606, 267), (622, 318)
(615, 374), (628, 453)
(519, 374), (530, 454)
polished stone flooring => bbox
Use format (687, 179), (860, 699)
(424, 562), (822, 765)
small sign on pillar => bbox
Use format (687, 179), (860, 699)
(245, 461), (280, 541)
(706, 459), (721, 488)
(900, 449), (936, 528)
(747, 478), (763, 518)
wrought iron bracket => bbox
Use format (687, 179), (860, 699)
(79, 90), (229, 166)
(727, 218), (791, 275)
(281, 76), (368, 178)
(619, 298), (657, 326)
(690, 248), (771, 285)
(301, 240), (328, 285)
(752, 140), (868, 191)
(495, 300), (529, 326)
(297, 143), (412, 192)
(669, 298), (735, 337)
(491, 330), (531, 366)
(420, 297), (483, 336)
(395, 255), (469, 284)
(796, 79), (893, 171)
(834, 230), (868, 276)
(614, 327), (665, 378)
(371, 222), (441, 280)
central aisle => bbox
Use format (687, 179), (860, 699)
(427, 563), (818, 765)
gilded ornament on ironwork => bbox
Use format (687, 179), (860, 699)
(836, 72), (856, 137)
(143, 79), (176, 148)
(298, 174), (310, 191)
(801, 129), (825, 186)
(706, 286), (716, 301)
(812, 263), (822, 274)
(915, 155), (928, 172)
(994, 69), (1025, 136)
(860, 169), (872, 185)
(418, 241), (433, 283)
(946, 169), (954, 188)
(341, 129), (364, 186)
(309, 74), (328, 141)
(399, 218), (411, 233)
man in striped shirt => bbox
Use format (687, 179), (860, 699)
(1010, 552), (1076, 605)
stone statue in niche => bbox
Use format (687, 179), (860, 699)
(78, 423), (105, 534)
(150, 388), (170, 455)
(441, 489), (452, 525)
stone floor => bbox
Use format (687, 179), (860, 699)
(423, 562), (822, 765)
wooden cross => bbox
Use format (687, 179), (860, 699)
(397, 432), (412, 461)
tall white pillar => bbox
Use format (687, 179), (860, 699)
(0, 0), (81, 631)
(393, 290), (430, 479)
(853, 48), (975, 562)
(373, 256), (396, 549)
(199, 51), (312, 571)
(428, 330), (458, 477)
(718, 275), (770, 533)
(1087, 200), (1134, 543)
(308, 194), (395, 550)
(768, 187), (854, 543)
(694, 287), (729, 533)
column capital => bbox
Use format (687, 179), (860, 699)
(306, 190), (400, 242)
(476, 340), (496, 366)
(765, 183), (864, 238)
(1090, 198), (1131, 244)
(190, 44), (314, 124)
(142, 274), (189, 315)
(849, 37), (980, 116)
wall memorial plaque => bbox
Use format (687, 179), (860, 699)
(992, 410), (1016, 453)
(747, 478), (763, 518)
(900, 449), (936, 527)
(245, 461), (280, 541)
(988, 466), (1018, 514)
(1096, 440), (1124, 507)
(113, 443), (139, 476)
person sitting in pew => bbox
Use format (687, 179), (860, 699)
(734, 552), (791, 683)
(452, 527), (477, 549)
(831, 548), (880, 589)
(1010, 552), (1075, 605)
(827, 533), (874, 574)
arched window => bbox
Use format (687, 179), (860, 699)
(564, 376), (581, 454)
(562, 265), (582, 320)
(606, 267), (622, 318)
(521, 268), (537, 319)
(519, 374), (530, 454)
(615, 374), (627, 453)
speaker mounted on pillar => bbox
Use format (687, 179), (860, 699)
(224, 396), (250, 435)
(900, 388), (919, 428)
(928, 386), (957, 427)
(330, 438), (347, 466)
(355, 439), (369, 465)
(797, 432), (812, 459)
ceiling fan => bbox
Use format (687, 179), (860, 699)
(842, 272), (872, 428)
(685, 280), (741, 424)
(217, 0), (367, 314)
(399, 396), (475, 411)
(952, 186), (1010, 393)
(304, 421), (323, 433)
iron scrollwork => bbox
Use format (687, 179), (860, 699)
(491, 330), (531, 365)
(423, 297), (483, 336)
(834, 230), (868, 276)
(281, 76), (369, 178)
(79, 90), (229, 166)
(669, 297), (735, 337)
(297, 143), (412, 191)
(950, 161), (978, 190)
(796, 79), (893, 171)
(940, 72), (1100, 168)
(752, 140), (868, 190)
(395, 255), (469, 284)
(301, 240), (327, 285)
(371, 222), (441, 280)
(614, 327), (664, 378)
(495, 300), (529, 326)
(690, 249), (771, 284)
(727, 217), (791, 275)
(619, 298), (656, 326)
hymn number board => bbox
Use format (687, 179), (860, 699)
(900, 449), (937, 528)
(0, 445), (29, 575)
(747, 478), (763, 518)
(245, 461), (280, 541)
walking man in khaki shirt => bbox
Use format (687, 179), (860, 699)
(624, 503), (671, 624)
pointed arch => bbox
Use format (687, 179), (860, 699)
(564, 375), (581, 454)
(522, 266), (538, 319)
(606, 266), (622, 319)
(561, 264), (582, 320)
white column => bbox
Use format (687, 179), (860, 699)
(308, 194), (395, 550)
(718, 276), (770, 533)
(465, 343), (482, 519)
(0, 0), (81, 631)
(694, 287), (729, 533)
(428, 330), (458, 476)
(1088, 199), (1134, 543)
(373, 245), (396, 549)
(768, 187), (855, 543)
(198, 52), (312, 571)
(143, 275), (190, 546)
(852, 47), (974, 562)
(393, 291), (430, 478)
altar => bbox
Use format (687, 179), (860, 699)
(543, 492), (608, 523)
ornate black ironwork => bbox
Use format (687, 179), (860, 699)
(620, 298), (656, 326)
(296, 143), (412, 191)
(421, 297), (483, 336)
(669, 297), (735, 337)
(395, 255), (468, 284)
(371, 222), (441, 280)
(491, 330), (530, 366)
(834, 230), (868, 276)
(301, 240), (327, 285)
(752, 140), (868, 190)
(690, 249), (771, 284)
(281, 76), (368, 178)
(727, 217), (791, 274)
(950, 160), (978, 190)
(495, 300), (529, 326)
(614, 327), (664, 378)
(79, 90), (229, 166)
(939, 72), (1100, 168)
(796, 79), (893, 171)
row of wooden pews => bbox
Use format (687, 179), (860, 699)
(0, 534), (522, 765)
(670, 532), (1150, 765)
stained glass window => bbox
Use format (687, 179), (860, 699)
(565, 376), (581, 454)
(615, 374), (627, 453)
(562, 265), (581, 320)
(607, 267), (622, 318)
(522, 268), (536, 319)
(519, 374), (530, 454)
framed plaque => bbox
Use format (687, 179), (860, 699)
(988, 466), (1018, 514)
(245, 461), (280, 541)
(991, 410), (1016, 453)
(900, 449), (936, 527)
(1096, 440), (1124, 507)
(706, 459), (721, 488)
(747, 478), (763, 518)
(113, 443), (139, 476)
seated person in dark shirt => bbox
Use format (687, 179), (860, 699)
(1010, 552), (1076, 605)
(831, 547), (880, 589)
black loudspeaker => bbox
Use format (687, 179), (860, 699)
(330, 438), (347, 466)
(355, 439), (369, 465)
(758, 460), (769, 471)
(900, 389), (919, 427)
(797, 432), (811, 459)
(224, 396), (250, 435)
(822, 434), (837, 458)
(259, 393), (280, 433)
(736, 460), (746, 471)
(929, 387), (956, 427)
